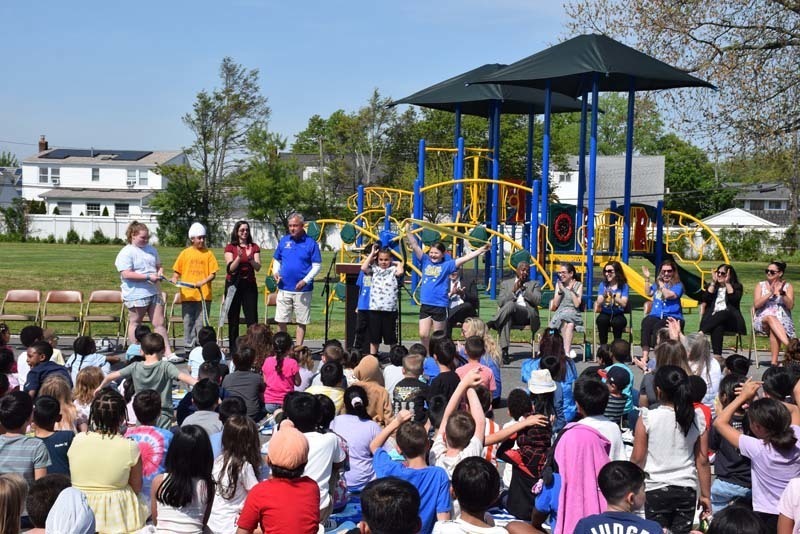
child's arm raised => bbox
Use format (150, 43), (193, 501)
(361, 246), (377, 272)
(484, 414), (549, 446)
(465, 387), (486, 445)
(95, 370), (122, 394)
(454, 243), (490, 269)
(370, 409), (413, 454)
(404, 222), (424, 261)
(713, 378), (761, 449)
(439, 368), (483, 438)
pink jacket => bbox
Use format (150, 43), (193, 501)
(554, 423), (611, 534)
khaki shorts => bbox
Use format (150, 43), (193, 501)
(274, 290), (312, 325)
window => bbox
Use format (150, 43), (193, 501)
(768, 200), (783, 210)
(86, 203), (101, 216)
(749, 200), (764, 211)
(558, 173), (571, 183)
(114, 203), (129, 216)
(139, 169), (148, 186)
(39, 167), (48, 183)
(127, 169), (136, 187)
(92, 168), (100, 182)
(56, 202), (72, 216)
(50, 168), (60, 184)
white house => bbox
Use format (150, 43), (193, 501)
(21, 136), (187, 218)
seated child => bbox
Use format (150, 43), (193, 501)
(724, 354), (750, 376)
(306, 361), (346, 414)
(177, 361), (226, 424)
(606, 339), (635, 415)
(99, 333), (197, 428)
(369, 410), (451, 534)
(359, 477), (422, 534)
(26, 473), (71, 534)
(429, 339), (460, 402)
(393, 353), (430, 422)
(42, 328), (65, 366)
(430, 369), (486, 478)
(181, 378), (222, 437)
(0, 347), (19, 392)
(124, 389), (174, 508)
(72, 366), (104, 431)
(573, 377), (625, 461)
(126, 325), (150, 362)
(221, 347), (266, 421)
(188, 327), (222, 378)
(455, 337), (495, 394)
(44, 486), (97, 534)
(237, 423), (320, 534)
(23, 341), (72, 397)
(315, 394), (349, 513)
(311, 344), (345, 388)
(64, 336), (110, 383)
(0, 391), (51, 484)
(282, 392), (346, 522)
(383, 344), (408, 397)
(601, 366), (630, 427)
(689, 374), (712, 430)
(574, 461), (663, 534)
(32, 396), (73, 476)
(433, 456), (524, 533)
(18, 325), (45, 386)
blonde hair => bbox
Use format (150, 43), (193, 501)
(125, 221), (149, 243)
(39, 375), (78, 431)
(74, 366), (104, 405)
(292, 346), (314, 371)
(0, 474), (27, 534)
(461, 317), (501, 365)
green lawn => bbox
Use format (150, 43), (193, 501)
(0, 243), (772, 349)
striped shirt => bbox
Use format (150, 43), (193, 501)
(0, 435), (51, 485)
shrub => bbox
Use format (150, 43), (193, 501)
(718, 228), (777, 261)
(52, 206), (60, 215)
(65, 228), (80, 244)
(102, 206), (109, 216)
(46, 234), (55, 243)
(90, 229), (110, 245)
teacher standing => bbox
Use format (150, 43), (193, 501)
(272, 213), (321, 347)
(224, 220), (261, 350)
(115, 221), (176, 359)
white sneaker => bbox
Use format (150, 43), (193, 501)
(568, 349), (577, 359)
(166, 353), (185, 363)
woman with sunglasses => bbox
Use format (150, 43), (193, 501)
(549, 262), (584, 358)
(594, 261), (629, 345)
(699, 264), (747, 361)
(636, 260), (684, 371)
(753, 261), (795, 366)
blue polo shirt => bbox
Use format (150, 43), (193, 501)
(598, 282), (629, 315)
(649, 282), (684, 320)
(273, 233), (322, 293)
(419, 257), (456, 308)
(574, 511), (662, 534)
(357, 271), (372, 311)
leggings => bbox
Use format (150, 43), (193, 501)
(225, 280), (258, 349)
(700, 310), (740, 355)
(595, 312), (627, 345)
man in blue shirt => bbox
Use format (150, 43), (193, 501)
(272, 213), (322, 347)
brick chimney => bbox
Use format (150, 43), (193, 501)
(38, 135), (48, 153)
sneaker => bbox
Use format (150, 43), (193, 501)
(502, 349), (510, 365)
(166, 353), (185, 363)
(568, 349), (577, 360)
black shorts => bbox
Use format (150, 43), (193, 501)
(368, 310), (398, 346)
(419, 304), (447, 322)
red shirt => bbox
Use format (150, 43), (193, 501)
(456, 360), (496, 392)
(224, 243), (260, 284)
(694, 402), (712, 429)
(237, 476), (320, 534)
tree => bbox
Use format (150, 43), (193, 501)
(0, 198), (30, 238)
(564, 0), (800, 219)
(239, 128), (320, 230)
(180, 57), (270, 237)
(658, 133), (735, 218)
(0, 151), (18, 167)
(149, 165), (208, 246)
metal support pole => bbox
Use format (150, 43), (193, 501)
(586, 74), (600, 310)
(622, 78), (636, 262)
(539, 81), (552, 232)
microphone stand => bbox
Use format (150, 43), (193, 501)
(321, 253), (337, 347)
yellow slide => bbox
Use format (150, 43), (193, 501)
(619, 261), (698, 309)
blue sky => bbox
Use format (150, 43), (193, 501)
(0, 0), (567, 161)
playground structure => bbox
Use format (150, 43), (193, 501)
(269, 35), (725, 318)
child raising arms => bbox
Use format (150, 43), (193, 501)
(405, 222), (489, 352)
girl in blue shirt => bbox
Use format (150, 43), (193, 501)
(595, 261), (630, 345)
(405, 223), (489, 352)
(637, 260), (684, 371)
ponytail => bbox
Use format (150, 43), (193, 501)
(271, 331), (293, 378)
(655, 365), (695, 436)
(749, 398), (798, 451)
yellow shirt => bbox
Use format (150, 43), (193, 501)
(172, 246), (219, 301)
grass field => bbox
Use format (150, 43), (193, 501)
(0, 242), (777, 350)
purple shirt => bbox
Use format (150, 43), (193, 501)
(330, 414), (381, 490)
(738, 425), (800, 514)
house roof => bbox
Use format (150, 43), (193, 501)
(702, 207), (777, 227)
(732, 182), (791, 201)
(39, 189), (153, 201)
(24, 149), (185, 167)
(562, 155), (665, 204)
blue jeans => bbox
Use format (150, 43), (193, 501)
(265, 402), (282, 414)
(711, 479), (751, 514)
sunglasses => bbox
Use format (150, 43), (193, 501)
(660, 269), (674, 274)
(716, 270), (727, 275)
(603, 269), (615, 274)
(766, 269), (780, 275)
